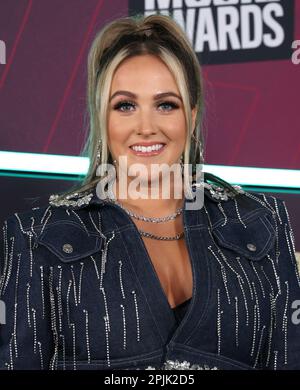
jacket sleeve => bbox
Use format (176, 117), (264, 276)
(0, 214), (53, 369)
(269, 198), (300, 370)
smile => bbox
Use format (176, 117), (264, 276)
(129, 143), (166, 156)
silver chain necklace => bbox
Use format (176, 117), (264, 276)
(138, 229), (184, 241)
(107, 198), (184, 241)
(109, 198), (183, 223)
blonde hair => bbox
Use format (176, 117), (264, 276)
(54, 13), (240, 201)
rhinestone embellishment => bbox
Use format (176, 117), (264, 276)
(145, 360), (219, 370)
(49, 191), (93, 208)
(62, 244), (73, 254)
(247, 243), (257, 252)
(198, 182), (245, 201)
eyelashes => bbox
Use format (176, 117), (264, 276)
(112, 100), (180, 112)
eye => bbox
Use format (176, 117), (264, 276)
(113, 100), (135, 112)
(158, 101), (179, 111)
(112, 100), (180, 112)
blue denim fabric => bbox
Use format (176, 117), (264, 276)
(0, 186), (300, 370)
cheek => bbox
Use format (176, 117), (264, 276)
(107, 118), (128, 146)
(167, 120), (186, 142)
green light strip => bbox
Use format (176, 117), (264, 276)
(207, 164), (300, 189)
(0, 151), (89, 175)
(0, 151), (300, 189)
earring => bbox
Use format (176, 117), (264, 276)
(96, 139), (102, 166)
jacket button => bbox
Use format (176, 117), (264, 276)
(62, 243), (73, 254)
(247, 243), (257, 252)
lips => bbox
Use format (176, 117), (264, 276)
(129, 142), (166, 147)
(129, 143), (166, 156)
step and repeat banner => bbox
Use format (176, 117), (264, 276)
(0, 0), (299, 244)
(130, 0), (295, 65)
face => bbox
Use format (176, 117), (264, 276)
(107, 54), (196, 186)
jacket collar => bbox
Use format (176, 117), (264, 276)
(90, 182), (246, 205)
(48, 182), (245, 210)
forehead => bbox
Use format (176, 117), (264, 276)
(110, 55), (179, 91)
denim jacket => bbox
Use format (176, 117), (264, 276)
(0, 183), (300, 370)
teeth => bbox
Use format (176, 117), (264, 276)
(131, 144), (164, 152)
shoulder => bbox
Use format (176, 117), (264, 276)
(2, 184), (288, 241)
(2, 203), (68, 240)
(0, 195), (103, 272)
(203, 187), (298, 268)
(0, 191), (94, 260)
(2, 187), (97, 235)
(2, 184), (289, 232)
(205, 185), (290, 234)
(203, 185), (280, 226)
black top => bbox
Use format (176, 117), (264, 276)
(172, 298), (192, 325)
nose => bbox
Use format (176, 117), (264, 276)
(136, 109), (157, 136)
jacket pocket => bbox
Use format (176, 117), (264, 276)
(36, 220), (102, 262)
(211, 210), (276, 261)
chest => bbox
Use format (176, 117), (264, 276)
(33, 203), (280, 369)
(141, 237), (193, 309)
(44, 226), (276, 369)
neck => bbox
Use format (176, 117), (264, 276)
(112, 176), (185, 216)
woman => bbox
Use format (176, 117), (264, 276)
(0, 14), (300, 370)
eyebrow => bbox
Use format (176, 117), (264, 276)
(109, 90), (182, 102)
